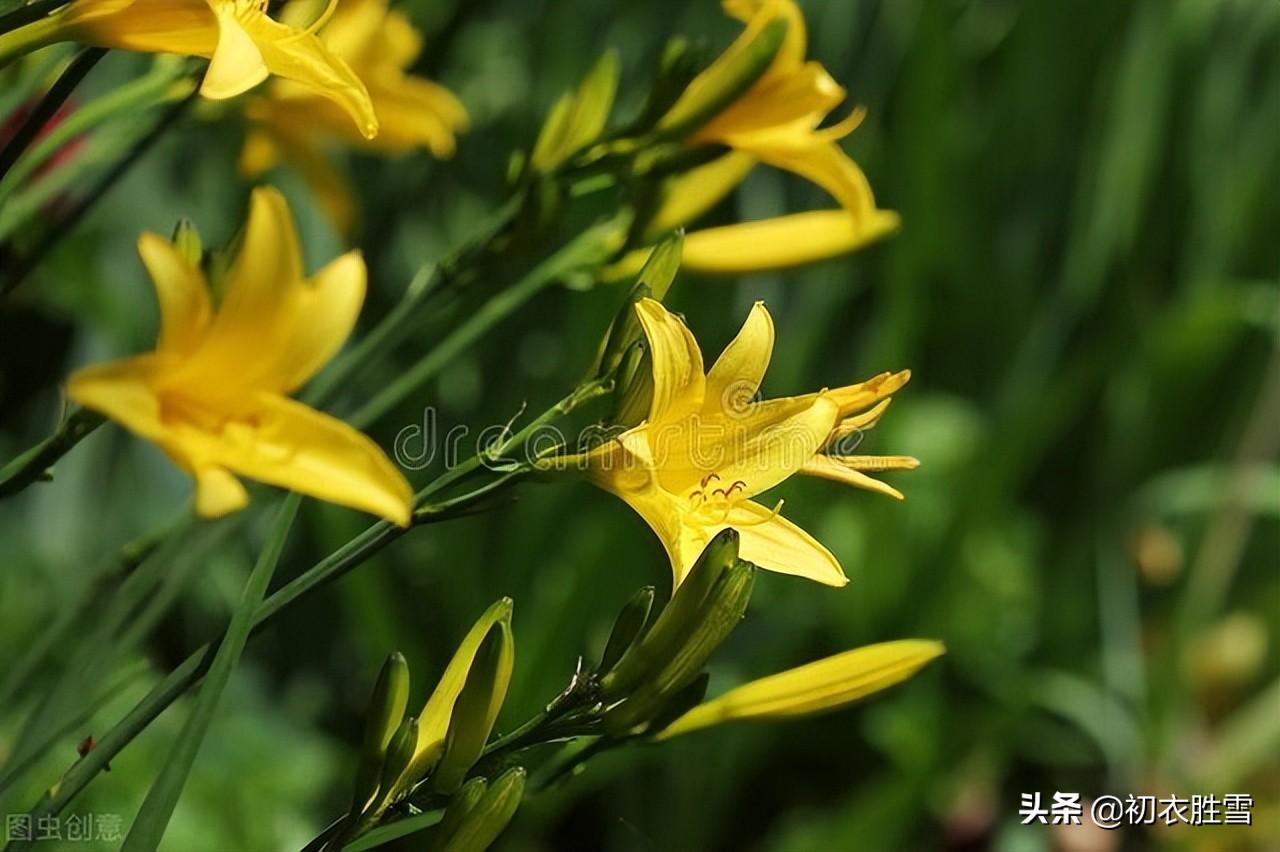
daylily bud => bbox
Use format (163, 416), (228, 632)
(656, 640), (946, 741)
(350, 652), (410, 815)
(655, 17), (787, 139)
(435, 767), (527, 852)
(601, 529), (739, 700)
(599, 586), (655, 674)
(376, 714), (419, 806)
(594, 230), (684, 391)
(610, 341), (654, 428)
(430, 622), (515, 794)
(531, 50), (620, 173)
(603, 560), (754, 733)
(170, 218), (203, 267)
(430, 776), (488, 851)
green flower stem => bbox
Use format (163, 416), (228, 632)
(0, 7), (63, 67)
(2, 382), (607, 841)
(0, 46), (103, 183)
(0, 84), (198, 296)
(0, 60), (187, 205)
(351, 216), (625, 429)
(0, 406), (102, 499)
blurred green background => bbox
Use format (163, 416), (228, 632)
(2, 0), (1278, 849)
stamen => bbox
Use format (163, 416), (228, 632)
(699, 472), (721, 488)
(831, 454), (919, 472)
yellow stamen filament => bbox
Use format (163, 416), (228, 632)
(828, 455), (919, 472)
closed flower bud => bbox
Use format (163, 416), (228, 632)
(375, 714), (420, 806)
(430, 776), (489, 851)
(430, 622), (515, 794)
(531, 50), (619, 173)
(599, 586), (656, 674)
(350, 651), (411, 816)
(601, 529), (739, 700)
(170, 218), (203, 267)
(436, 767), (527, 852)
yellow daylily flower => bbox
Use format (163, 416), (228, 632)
(28, 0), (378, 137)
(239, 0), (469, 233)
(546, 299), (916, 587)
(656, 639), (944, 739)
(661, 0), (881, 221)
(67, 186), (413, 524)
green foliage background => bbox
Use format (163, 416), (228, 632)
(1, 0), (1278, 849)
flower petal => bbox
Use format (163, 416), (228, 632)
(263, 250), (366, 393)
(682, 209), (901, 276)
(248, 12), (378, 138)
(704, 301), (774, 416)
(801, 454), (907, 500)
(59, 0), (218, 54)
(206, 392), (413, 526)
(723, 499), (846, 586)
(193, 466), (249, 517)
(721, 394), (838, 498)
(647, 152), (756, 238)
(634, 299), (706, 426)
(740, 135), (879, 219)
(200, 4), (269, 99)
(66, 354), (168, 445)
(136, 232), (211, 357)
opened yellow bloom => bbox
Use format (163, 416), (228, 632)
(38, 0), (377, 137)
(239, 0), (468, 232)
(657, 639), (944, 739)
(661, 0), (880, 221)
(547, 299), (916, 587)
(67, 187), (412, 524)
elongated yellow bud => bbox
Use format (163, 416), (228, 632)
(430, 622), (515, 794)
(656, 640), (945, 740)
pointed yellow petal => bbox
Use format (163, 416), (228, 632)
(828, 369), (910, 418)
(751, 137), (877, 219)
(263, 250), (366, 393)
(704, 301), (774, 415)
(801, 455), (906, 500)
(657, 639), (944, 739)
(721, 395), (838, 498)
(207, 392), (413, 526)
(647, 152), (756, 237)
(249, 13), (378, 138)
(194, 466), (249, 517)
(696, 62), (843, 141)
(724, 499), (846, 586)
(829, 397), (893, 441)
(681, 209), (900, 276)
(66, 354), (168, 445)
(136, 232), (212, 357)
(363, 76), (469, 157)
(200, 5), (269, 99)
(634, 299), (706, 425)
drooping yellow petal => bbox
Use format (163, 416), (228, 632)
(656, 639), (944, 739)
(704, 300), (774, 415)
(634, 299), (706, 425)
(200, 5), (269, 99)
(694, 62), (843, 141)
(801, 455), (907, 500)
(737, 134), (878, 220)
(364, 76), (468, 156)
(200, 391), (412, 526)
(248, 12), (378, 139)
(680, 209), (901, 276)
(722, 499), (846, 586)
(827, 369), (910, 418)
(136, 232), (211, 357)
(193, 466), (249, 517)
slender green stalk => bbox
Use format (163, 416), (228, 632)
(0, 4), (64, 65)
(3, 379), (608, 838)
(0, 407), (102, 499)
(351, 217), (624, 429)
(0, 47), (103, 183)
(0, 62), (187, 205)
(0, 86), (197, 296)
(122, 496), (301, 852)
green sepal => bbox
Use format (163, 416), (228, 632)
(170, 218), (203, 267)
(531, 50), (620, 173)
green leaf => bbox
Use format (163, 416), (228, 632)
(120, 494), (300, 852)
